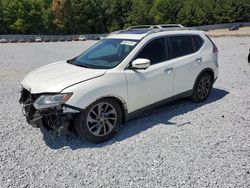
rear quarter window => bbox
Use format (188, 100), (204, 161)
(192, 35), (204, 51)
(168, 35), (204, 59)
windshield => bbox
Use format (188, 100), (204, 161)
(69, 39), (139, 69)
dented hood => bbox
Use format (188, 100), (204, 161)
(21, 61), (106, 93)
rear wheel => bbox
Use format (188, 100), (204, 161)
(74, 98), (122, 143)
(191, 72), (213, 103)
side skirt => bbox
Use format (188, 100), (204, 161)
(126, 90), (193, 122)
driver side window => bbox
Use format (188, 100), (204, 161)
(135, 37), (167, 65)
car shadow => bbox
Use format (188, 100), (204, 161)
(41, 88), (229, 150)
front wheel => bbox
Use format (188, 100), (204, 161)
(74, 98), (122, 143)
(191, 72), (213, 103)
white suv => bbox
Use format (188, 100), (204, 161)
(20, 25), (218, 143)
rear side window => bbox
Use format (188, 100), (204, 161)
(168, 35), (204, 59)
(135, 37), (167, 65)
(168, 36), (194, 59)
(192, 36), (204, 51)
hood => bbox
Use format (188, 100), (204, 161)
(21, 61), (106, 93)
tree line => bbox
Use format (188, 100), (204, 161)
(0, 0), (249, 34)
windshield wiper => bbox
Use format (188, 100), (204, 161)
(74, 64), (91, 68)
(67, 58), (91, 69)
(66, 58), (76, 64)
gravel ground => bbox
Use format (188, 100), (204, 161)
(0, 38), (250, 188)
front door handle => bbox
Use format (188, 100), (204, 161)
(195, 57), (203, 64)
(164, 67), (173, 73)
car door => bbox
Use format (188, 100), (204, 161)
(167, 35), (203, 95)
(124, 37), (174, 113)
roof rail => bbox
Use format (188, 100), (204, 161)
(142, 27), (188, 37)
(108, 24), (191, 37)
(126, 25), (162, 30)
(157, 24), (185, 28)
(126, 24), (185, 31)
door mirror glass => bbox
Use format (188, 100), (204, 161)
(131, 58), (150, 69)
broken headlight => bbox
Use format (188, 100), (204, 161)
(33, 93), (72, 110)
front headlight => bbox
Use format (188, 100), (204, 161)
(33, 93), (72, 110)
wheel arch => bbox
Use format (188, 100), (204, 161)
(88, 95), (128, 124)
(193, 68), (215, 89)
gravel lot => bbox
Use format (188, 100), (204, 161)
(0, 38), (250, 188)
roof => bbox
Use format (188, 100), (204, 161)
(106, 25), (203, 40)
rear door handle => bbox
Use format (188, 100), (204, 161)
(195, 57), (203, 64)
(164, 67), (173, 73)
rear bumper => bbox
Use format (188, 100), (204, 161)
(213, 65), (219, 84)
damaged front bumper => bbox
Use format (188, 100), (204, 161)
(19, 88), (80, 135)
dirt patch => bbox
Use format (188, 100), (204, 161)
(206, 27), (250, 37)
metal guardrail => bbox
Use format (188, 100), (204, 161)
(190, 22), (250, 31)
(0, 34), (107, 42)
(0, 22), (249, 42)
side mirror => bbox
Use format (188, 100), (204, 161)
(131, 58), (150, 70)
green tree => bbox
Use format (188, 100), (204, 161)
(1, 0), (48, 34)
(24, 0), (45, 34)
(232, 0), (250, 22)
(0, 0), (249, 34)
(177, 0), (206, 26)
(70, 0), (100, 34)
(101, 0), (133, 32)
(125, 0), (154, 27)
(200, 0), (216, 25)
(213, 0), (235, 23)
(3, 0), (27, 33)
(0, 0), (5, 33)
(150, 0), (183, 24)
(41, 0), (54, 34)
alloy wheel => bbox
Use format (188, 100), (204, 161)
(197, 76), (211, 99)
(87, 102), (117, 137)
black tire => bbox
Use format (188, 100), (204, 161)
(191, 72), (213, 103)
(74, 98), (122, 143)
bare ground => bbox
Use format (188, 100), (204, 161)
(206, 26), (250, 37)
